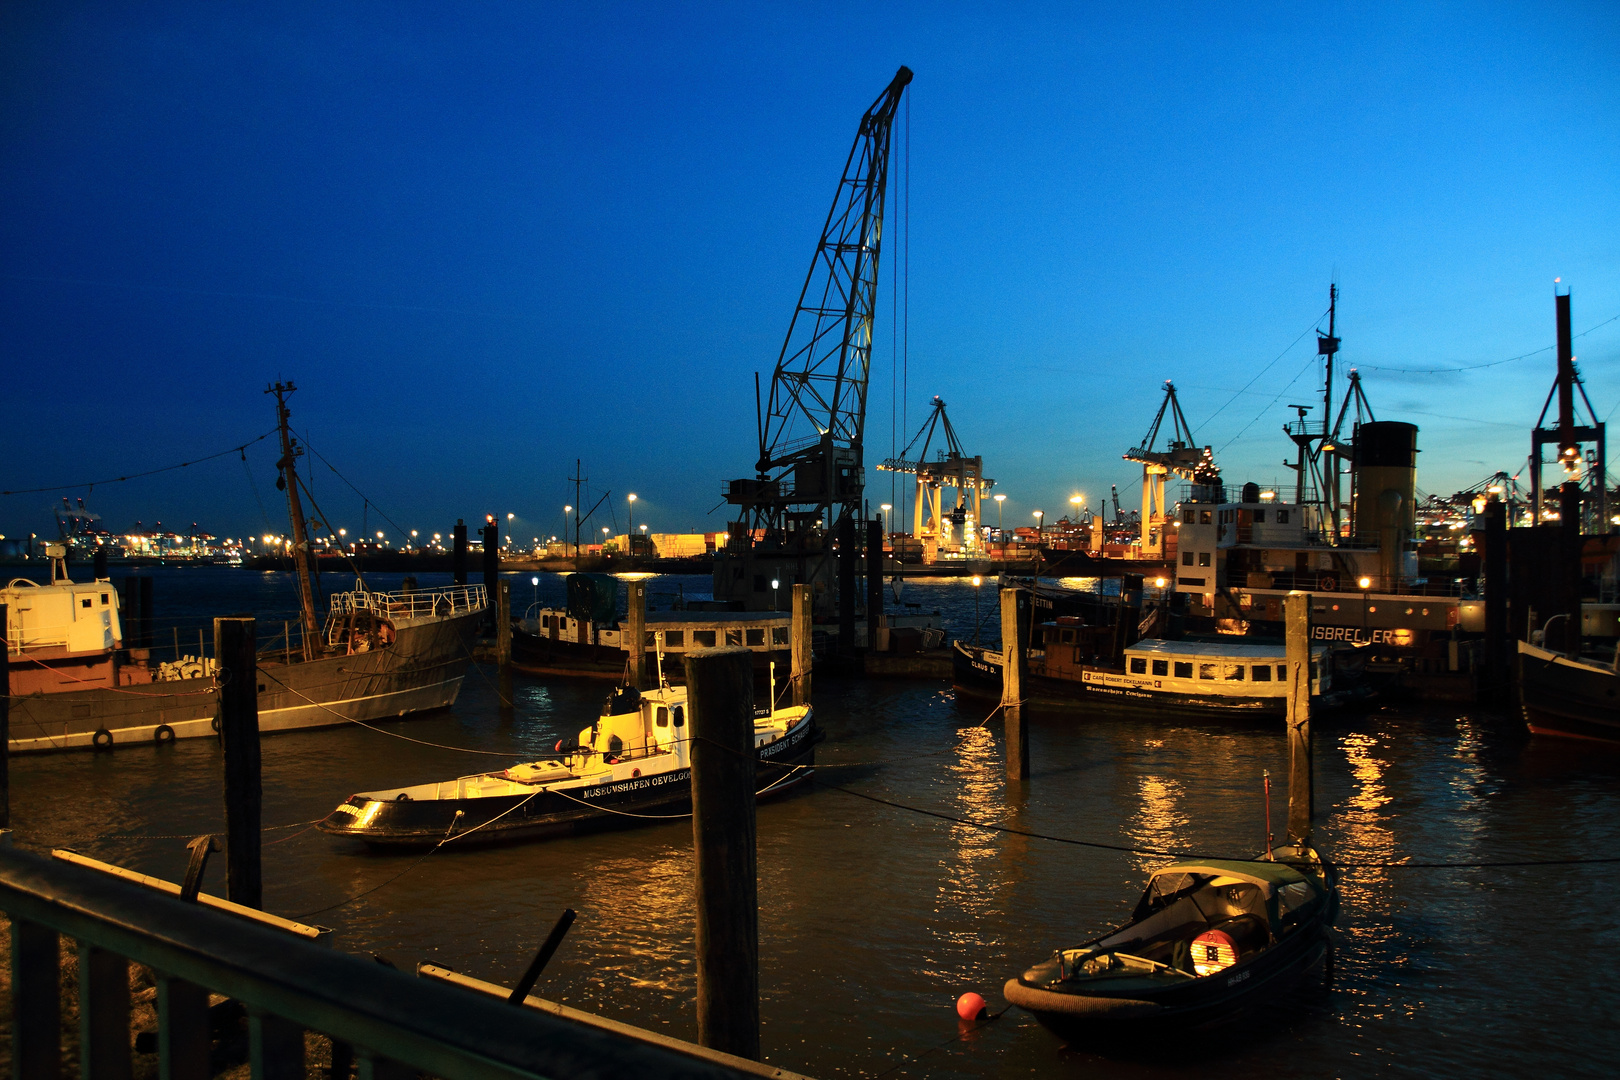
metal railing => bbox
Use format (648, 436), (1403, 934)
(328, 584), (488, 622)
(0, 844), (764, 1080)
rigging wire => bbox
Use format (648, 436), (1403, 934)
(1197, 309), (1329, 431)
(1356, 310), (1620, 375)
(1, 428), (278, 496)
(1216, 353), (1319, 454)
(299, 434), (414, 542)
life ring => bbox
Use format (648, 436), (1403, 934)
(631, 768), (641, 778)
(395, 792), (412, 802)
(92, 728), (114, 751)
(153, 724), (175, 744)
(1318, 574), (1338, 592)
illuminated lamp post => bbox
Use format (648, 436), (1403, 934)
(771, 577), (780, 611)
(972, 574), (983, 643)
(628, 494), (637, 553)
(1033, 510), (1044, 543)
(994, 493), (1006, 540)
(563, 505), (573, 555)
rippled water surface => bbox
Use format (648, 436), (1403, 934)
(9, 568), (1620, 1078)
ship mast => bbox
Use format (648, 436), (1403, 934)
(268, 381), (321, 661)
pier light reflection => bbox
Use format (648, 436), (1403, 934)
(1334, 730), (1399, 962)
(920, 724), (1007, 977)
(1126, 774), (1190, 877)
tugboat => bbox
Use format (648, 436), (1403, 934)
(1516, 640), (1620, 742)
(316, 682), (816, 847)
(1004, 844), (1337, 1036)
(3, 382), (487, 752)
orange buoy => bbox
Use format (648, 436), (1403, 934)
(955, 992), (987, 1022)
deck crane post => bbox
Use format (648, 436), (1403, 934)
(877, 396), (993, 563)
(717, 66), (912, 623)
(1529, 288), (1606, 530)
(1123, 381), (1219, 558)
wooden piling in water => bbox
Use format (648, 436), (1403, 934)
(496, 581), (512, 669)
(215, 617), (261, 909)
(837, 515), (856, 657)
(627, 579), (647, 689)
(1284, 593), (1312, 848)
(1483, 497), (1508, 692)
(683, 646), (760, 1061)
(791, 583), (812, 707)
(452, 520), (468, 586)
(1000, 587), (1029, 781)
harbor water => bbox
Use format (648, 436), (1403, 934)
(7, 568), (1619, 1078)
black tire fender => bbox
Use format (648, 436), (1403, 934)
(154, 724), (175, 744)
(92, 728), (114, 751)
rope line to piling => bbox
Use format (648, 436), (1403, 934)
(810, 779), (1620, 870)
(49, 817), (325, 843)
(255, 667), (521, 757)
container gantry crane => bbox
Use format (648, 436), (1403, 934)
(717, 66), (912, 616)
(1123, 381), (1219, 557)
(878, 396), (993, 561)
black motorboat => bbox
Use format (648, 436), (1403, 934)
(1004, 845), (1337, 1036)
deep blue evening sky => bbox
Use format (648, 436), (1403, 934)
(3, 3), (1618, 544)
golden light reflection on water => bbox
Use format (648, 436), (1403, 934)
(568, 841), (696, 1008)
(1125, 774), (1190, 875)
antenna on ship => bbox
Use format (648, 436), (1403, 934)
(267, 381), (322, 661)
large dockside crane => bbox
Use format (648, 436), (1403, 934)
(717, 66), (912, 615)
(879, 396), (993, 561)
(1529, 288), (1606, 529)
(1123, 381), (1219, 557)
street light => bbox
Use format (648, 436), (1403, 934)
(880, 503), (892, 536)
(994, 493), (1006, 539)
(531, 575), (540, 610)
(771, 577), (780, 611)
(1033, 510), (1044, 542)
(628, 494), (637, 550)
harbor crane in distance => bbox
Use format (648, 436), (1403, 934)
(878, 396), (994, 562)
(717, 66), (912, 620)
(1124, 381), (1219, 558)
(1529, 287), (1606, 530)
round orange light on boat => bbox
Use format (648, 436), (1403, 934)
(1191, 928), (1239, 976)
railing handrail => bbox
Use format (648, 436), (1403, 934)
(0, 845), (756, 1080)
(328, 584), (488, 621)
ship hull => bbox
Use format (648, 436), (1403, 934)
(7, 607), (483, 753)
(1517, 641), (1620, 742)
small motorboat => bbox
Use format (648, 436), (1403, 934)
(317, 683), (815, 848)
(1004, 844), (1337, 1037)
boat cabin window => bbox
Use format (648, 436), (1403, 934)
(665, 630), (684, 647)
(1222, 663), (1244, 681)
(1276, 664), (1287, 680)
(771, 626), (789, 645)
(1252, 665), (1272, 682)
(1129, 657), (1147, 674)
(672, 705), (685, 727)
(693, 630), (717, 647)
(81, 597), (92, 608)
(1061, 629), (1075, 644)
(1174, 661), (1193, 678)
(726, 629), (743, 646)
(1152, 659), (1168, 676)
(1199, 510), (1212, 524)
(1183, 507), (1195, 524)
(746, 628), (765, 647)
(1182, 552), (1194, 566)
(100, 593), (109, 605)
(1253, 509), (1266, 523)
(1277, 509), (1290, 524)
(644, 631), (656, 647)
(656, 707), (669, 728)
(1198, 663), (1216, 680)
(1310, 661), (1319, 680)
(1198, 552), (1211, 567)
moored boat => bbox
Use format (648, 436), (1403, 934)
(1517, 640), (1620, 742)
(954, 631), (1349, 719)
(1004, 844), (1337, 1036)
(2, 382), (488, 752)
(316, 682), (816, 847)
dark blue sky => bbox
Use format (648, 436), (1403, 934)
(4, 3), (1617, 544)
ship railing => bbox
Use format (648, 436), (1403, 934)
(1236, 570), (1475, 598)
(0, 844), (768, 1080)
(328, 584), (488, 621)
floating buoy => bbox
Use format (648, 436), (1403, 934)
(955, 992), (987, 1022)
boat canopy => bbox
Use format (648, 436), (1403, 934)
(1147, 859), (1310, 898)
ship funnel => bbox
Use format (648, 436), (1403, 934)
(1352, 421), (1418, 586)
